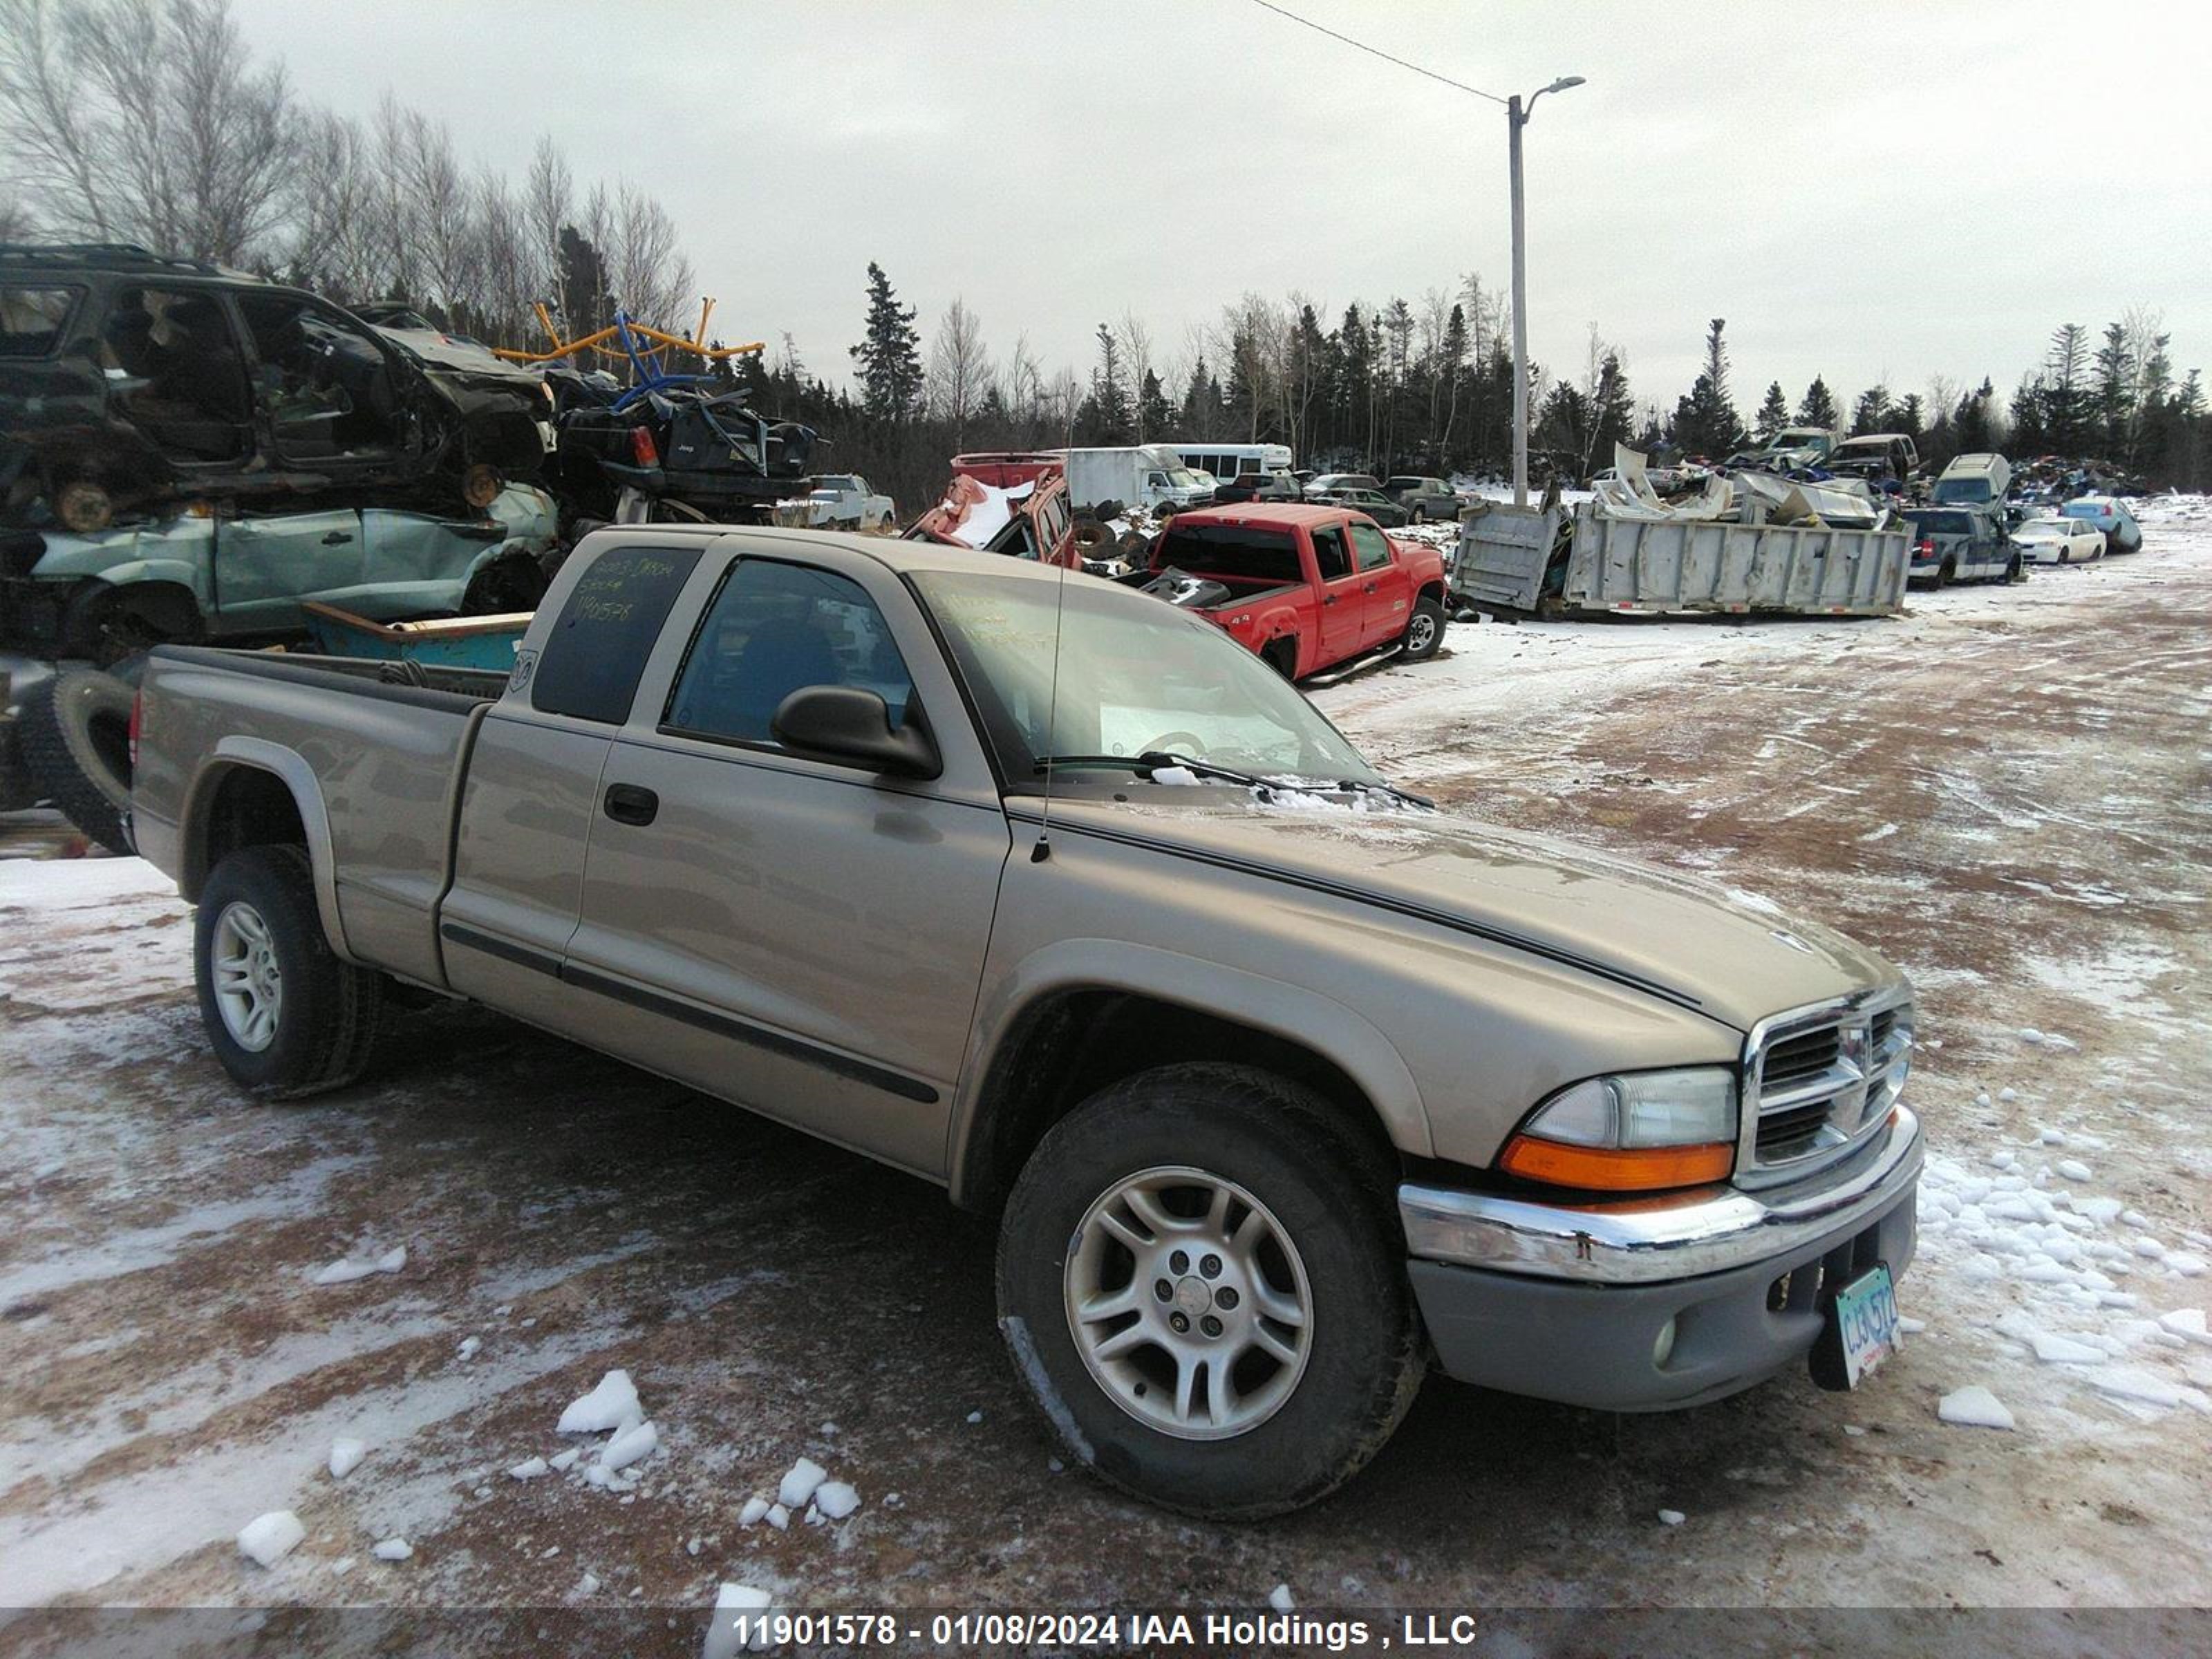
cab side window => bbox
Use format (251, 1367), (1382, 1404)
(1310, 525), (1351, 581)
(1349, 522), (1394, 571)
(666, 560), (915, 751)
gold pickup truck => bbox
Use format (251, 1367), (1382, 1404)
(129, 524), (1922, 1519)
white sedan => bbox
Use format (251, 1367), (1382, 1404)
(2012, 516), (2106, 565)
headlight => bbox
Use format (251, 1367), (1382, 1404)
(1498, 1067), (1738, 1192)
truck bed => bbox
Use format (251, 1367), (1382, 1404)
(131, 646), (505, 987)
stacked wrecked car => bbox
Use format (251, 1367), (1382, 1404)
(0, 243), (818, 848)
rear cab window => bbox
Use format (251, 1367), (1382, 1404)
(1152, 523), (1302, 587)
(529, 543), (704, 723)
(0, 285), (79, 356)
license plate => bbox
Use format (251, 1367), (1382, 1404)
(1833, 1264), (1899, 1387)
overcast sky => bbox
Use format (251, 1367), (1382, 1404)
(235, 0), (2212, 420)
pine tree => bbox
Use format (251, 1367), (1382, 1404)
(1754, 381), (1790, 441)
(1670, 321), (1744, 456)
(1085, 323), (1134, 443)
(1180, 356), (1218, 431)
(1953, 377), (1996, 453)
(1436, 303), (1470, 460)
(1797, 375), (1839, 429)
(849, 261), (924, 420)
(1850, 383), (1893, 435)
(2042, 323), (2089, 451)
(1593, 351), (1635, 469)
(2092, 321), (2135, 457)
(1137, 368), (1173, 440)
(556, 225), (609, 337)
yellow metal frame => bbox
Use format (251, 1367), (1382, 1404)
(492, 299), (765, 366)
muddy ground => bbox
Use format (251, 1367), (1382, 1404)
(1, 505), (2207, 1655)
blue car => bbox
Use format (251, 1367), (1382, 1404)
(2061, 495), (2142, 553)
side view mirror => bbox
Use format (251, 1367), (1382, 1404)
(771, 685), (940, 779)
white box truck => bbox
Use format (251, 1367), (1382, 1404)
(1060, 446), (1216, 514)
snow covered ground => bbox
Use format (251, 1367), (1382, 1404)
(0, 500), (2206, 1648)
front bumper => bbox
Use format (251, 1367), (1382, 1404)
(1398, 1105), (1922, 1411)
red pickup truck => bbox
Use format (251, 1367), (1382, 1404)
(1142, 503), (1450, 679)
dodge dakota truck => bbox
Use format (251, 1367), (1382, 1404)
(1141, 503), (1450, 679)
(130, 524), (1921, 1519)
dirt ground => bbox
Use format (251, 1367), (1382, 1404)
(2, 504), (2208, 1656)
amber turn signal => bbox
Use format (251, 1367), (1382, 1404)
(1498, 1134), (1734, 1192)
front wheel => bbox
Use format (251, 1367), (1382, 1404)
(2006, 556), (2026, 584)
(1401, 594), (1446, 662)
(194, 846), (383, 1098)
(995, 1063), (1425, 1519)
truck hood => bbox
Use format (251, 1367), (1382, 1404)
(1049, 794), (1897, 1032)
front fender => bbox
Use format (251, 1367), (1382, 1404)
(948, 936), (1432, 1205)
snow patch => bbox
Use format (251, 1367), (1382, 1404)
(1938, 1386), (2016, 1430)
(236, 1511), (305, 1568)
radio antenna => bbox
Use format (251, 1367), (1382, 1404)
(1030, 550), (1071, 863)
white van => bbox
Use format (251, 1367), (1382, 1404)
(1060, 446), (1215, 514)
(1167, 442), (1293, 482)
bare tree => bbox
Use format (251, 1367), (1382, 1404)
(522, 135), (572, 308)
(0, 0), (292, 261)
(998, 332), (1047, 442)
(926, 297), (991, 444)
(1114, 311), (1154, 439)
(289, 110), (381, 299)
(0, 0), (115, 236)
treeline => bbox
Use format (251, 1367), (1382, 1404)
(0, 0), (698, 346)
(735, 270), (2210, 513)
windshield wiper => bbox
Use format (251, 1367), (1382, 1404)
(1037, 751), (1431, 808)
(1033, 751), (1264, 786)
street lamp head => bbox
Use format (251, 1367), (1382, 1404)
(1545, 75), (1586, 94)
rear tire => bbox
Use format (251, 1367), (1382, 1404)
(194, 846), (383, 1098)
(17, 668), (135, 854)
(995, 1063), (1424, 1519)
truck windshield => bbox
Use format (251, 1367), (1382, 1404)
(1931, 479), (1991, 504)
(912, 571), (1381, 790)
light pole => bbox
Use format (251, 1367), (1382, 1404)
(1509, 75), (1585, 508)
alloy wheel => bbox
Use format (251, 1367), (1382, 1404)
(1063, 1165), (1313, 1441)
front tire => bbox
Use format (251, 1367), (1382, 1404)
(995, 1064), (1424, 1519)
(1401, 594), (1446, 662)
(194, 846), (383, 1098)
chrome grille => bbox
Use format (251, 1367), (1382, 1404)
(1739, 988), (1913, 1189)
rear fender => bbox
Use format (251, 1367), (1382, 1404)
(181, 738), (355, 963)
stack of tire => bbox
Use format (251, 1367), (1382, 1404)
(12, 666), (137, 854)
